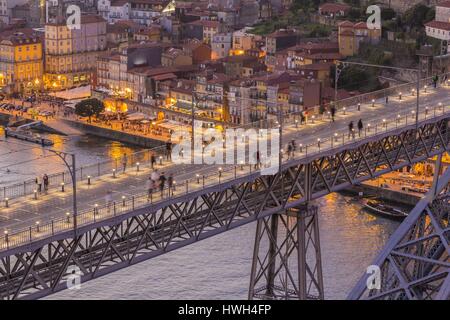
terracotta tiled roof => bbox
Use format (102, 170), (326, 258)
(81, 15), (106, 24)
(107, 23), (130, 33)
(338, 20), (354, 27)
(353, 22), (368, 29)
(437, 1), (450, 9)
(0, 31), (41, 45)
(319, 2), (351, 13)
(111, 0), (129, 6)
(46, 14), (105, 26)
(188, 20), (221, 28)
(306, 52), (343, 60)
(98, 51), (121, 61)
(131, 0), (170, 5)
(425, 20), (450, 31)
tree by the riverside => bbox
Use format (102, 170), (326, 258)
(75, 98), (105, 122)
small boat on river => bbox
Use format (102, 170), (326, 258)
(363, 200), (408, 221)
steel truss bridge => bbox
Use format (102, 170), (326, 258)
(0, 110), (448, 299)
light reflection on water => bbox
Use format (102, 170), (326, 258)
(0, 133), (140, 186)
(47, 193), (399, 300)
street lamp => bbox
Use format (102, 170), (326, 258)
(44, 149), (78, 233)
(191, 91), (216, 163)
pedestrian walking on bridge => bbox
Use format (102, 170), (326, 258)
(159, 172), (167, 198)
(168, 173), (174, 196)
(357, 119), (363, 137)
(166, 140), (173, 161)
(348, 121), (355, 139)
(105, 190), (113, 213)
(121, 153), (128, 173)
(254, 151), (261, 170)
(330, 105), (336, 122)
(146, 176), (154, 200)
(35, 176), (42, 194)
(287, 143), (293, 159)
(43, 174), (49, 194)
(151, 154), (156, 169)
(433, 75), (439, 88)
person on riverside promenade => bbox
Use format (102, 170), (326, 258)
(121, 153), (128, 172)
(159, 172), (167, 197)
(43, 174), (49, 194)
(357, 119), (363, 137)
(348, 121), (355, 139)
(105, 190), (113, 213)
(330, 105), (336, 122)
(168, 173), (174, 196)
(146, 176), (154, 200)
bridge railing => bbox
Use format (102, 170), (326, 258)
(0, 146), (167, 202)
(0, 101), (449, 252)
(335, 73), (450, 111)
(3, 73), (446, 203)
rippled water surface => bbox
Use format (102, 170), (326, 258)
(47, 193), (398, 300)
(0, 130), (140, 186)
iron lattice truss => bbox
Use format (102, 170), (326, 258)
(0, 119), (448, 299)
(249, 205), (324, 300)
(349, 166), (450, 300)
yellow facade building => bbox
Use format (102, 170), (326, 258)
(338, 21), (382, 57)
(0, 31), (43, 94)
(44, 15), (107, 90)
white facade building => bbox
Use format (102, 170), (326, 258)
(425, 1), (450, 53)
(97, 0), (172, 26)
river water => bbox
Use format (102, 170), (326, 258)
(0, 130), (400, 300)
(0, 129), (141, 187)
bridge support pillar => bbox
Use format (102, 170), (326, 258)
(248, 204), (324, 300)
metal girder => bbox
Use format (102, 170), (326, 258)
(248, 205), (324, 300)
(0, 119), (448, 300)
(348, 162), (450, 300)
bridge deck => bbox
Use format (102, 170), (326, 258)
(0, 84), (450, 251)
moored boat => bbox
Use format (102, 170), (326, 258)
(363, 200), (408, 221)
